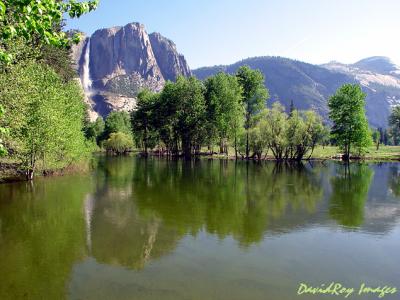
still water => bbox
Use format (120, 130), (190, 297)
(0, 157), (399, 300)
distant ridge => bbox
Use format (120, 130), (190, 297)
(193, 56), (400, 128)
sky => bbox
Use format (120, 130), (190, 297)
(66, 0), (400, 69)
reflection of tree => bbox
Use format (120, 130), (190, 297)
(89, 157), (324, 270)
(0, 176), (91, 300)
(90, 158), (182, 270)
(95, 156), (136, 189)
(329, 163), (374, 228)
(388, 165), (400, 197)
(133, 159), (324, 247)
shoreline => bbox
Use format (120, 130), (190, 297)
(2, 150), (400, 184)
(0, 160), (92, 184)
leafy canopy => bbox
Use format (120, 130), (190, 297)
(0, 61), (89, 175)
(104, 132), (134, 155)
(328, 84), (372, 158)
(0, 0), (98, 63)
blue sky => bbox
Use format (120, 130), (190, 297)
(66, 0), (400, 68)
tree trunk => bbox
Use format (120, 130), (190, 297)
(246, 130), (249, 160)
(144, 127), (148, 156)
(234, 135), (238, 160)
(219, 138), (224, 154)
(26, 169), (34, 181)
(182, 136), (191, 160)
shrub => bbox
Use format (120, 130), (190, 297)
(104, 132), (134, 155)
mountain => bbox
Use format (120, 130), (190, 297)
(71, 22), (191, 120)
(193, 56), (400, 128)
(353, 56), (400, 76)
(71, 22), (399, 127)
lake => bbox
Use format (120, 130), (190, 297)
(0, 157), (399, 300)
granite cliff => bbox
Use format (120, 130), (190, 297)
(71, 22), (191, 120)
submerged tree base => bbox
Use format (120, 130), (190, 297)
(0, 160), (92, 183)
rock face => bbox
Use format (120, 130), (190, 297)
(193, 56), (400, 128)
(72, 22), (191, 119)
(149, 32), (191, 81)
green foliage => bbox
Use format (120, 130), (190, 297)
(104, 132), (134, 155)
(259, 102), (288, 160)
(328, 84), (373, 159)
(0, 61), (89, 179)
(104, 111), (132, 138)
(389, 106), (400, 145)
(0, 104), (7, 156)
(204, 72), (244, 153)
(235, 65), (269, 158)
(0, 0), (98, 63)
(129, 69), (326, 161)
(158, 76), (206, 158)
(38, 44), (78, 82)
(389, 106), (400, 130)
(252, 103), (325, 160)
(131, 89), (159, 154)
(84, 116), (105, 143)
(372, 129), (381, 150)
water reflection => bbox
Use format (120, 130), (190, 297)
(389, 165), (400, 197)
(329, 163), (374, 228)
(130, 160), (325, 246)
(1, 159), (400, 300)
(0, 176), (91, 299)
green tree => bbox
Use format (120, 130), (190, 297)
(204, 72), (243, 155)
(389, 106), (400, 145)
(104, 132), (134, 155)
(320, 124), (330, 149)
(84, 116), (105, 144)
(260, 103), (288, 160)
(103, 111), (132, 140)
(248, 125), (267, 160)
(131, 89), (159, 156)
(0, 62), (89, 180)
(328, 84), (372, 160)
(0, 0), (98, 63)
(291, 110), (324, 160)
(289, 100), (295, 117)
(372, 129), (381, 150)
(160, 76), (206, 159)
(389, 106), (400, 130)
(236, 66), (269, 159)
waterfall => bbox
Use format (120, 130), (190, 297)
(81, 38), (92, 93)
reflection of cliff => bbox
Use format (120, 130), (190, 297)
(329, 164), (374, 228)
(89, 159), (182, 270)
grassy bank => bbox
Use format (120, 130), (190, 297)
(311, 145), (400, 161)
(202, 145), (400, 161)
(0, 158), (92, 183)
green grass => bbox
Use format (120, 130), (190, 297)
(198, 145), (400, 161)
(305, 145), (400, 161)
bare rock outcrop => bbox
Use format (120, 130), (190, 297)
(71, 22), (191, 118)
